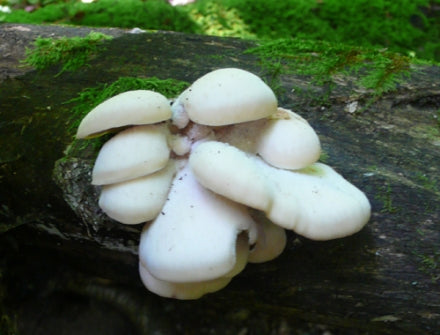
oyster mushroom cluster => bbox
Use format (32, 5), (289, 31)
(76, 68), (371, 299)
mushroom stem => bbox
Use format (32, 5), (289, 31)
(248, 212), (287, 263)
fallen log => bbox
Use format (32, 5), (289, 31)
(0, 23), (439, 335)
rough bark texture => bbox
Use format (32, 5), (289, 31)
(1, 23), (439, 335)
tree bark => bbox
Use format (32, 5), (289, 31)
(0, 23), (439, 335)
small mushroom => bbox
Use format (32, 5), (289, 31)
(92, 124), (170, 185)
(98, 161), (176, 224)
(215, 108), (321, 170)
(76, 90), (171, 139)
(256, 108), (321, 170)
(248, 212), (287, 263)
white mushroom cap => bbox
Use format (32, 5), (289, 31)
(177, 68), (277, 126)
(98, 161), (176, 224)
(76, 90), (171, 139)
(256, 108), (321, 169)
(138, 262), (232, 300)
(138, 162), (257, 283)
(92, 124), (170, 185)
(189, 140), (271, 211)
(190, 141), (371, 240)
(214, 108), (320, 170)
(138, 233), (250, 299)
(248, 212), (287, 263)
(264, 162), (371, 240)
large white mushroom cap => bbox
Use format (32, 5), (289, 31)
(138, 233), (250, 299)
(76, 90), (171, 139)
(92, 124), (170, 185)
(190, 141), (371, 240)
(139, 162), (257, 283)
(176, 68), (277, 126)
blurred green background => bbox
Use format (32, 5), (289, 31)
(1, 0), (439, 62)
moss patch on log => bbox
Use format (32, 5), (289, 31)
(245, 38), (436, 101)
(23, 32), (113, 76)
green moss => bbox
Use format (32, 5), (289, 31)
(415, 172), (438, 193)
(3, 0), (197, 33)
(245, 38), (419, 99)
(375, 183), (399, 213)
(415, 126), (440, 147)
(1, 1), (69, 23)
(318, 150), (329, 164)
(71, 0), (196, 32)
(64, 76), (190, 156)
(24, 31), (112, 76)
(187, 1), (256, 39)
(299, 164), (327, 177)
(4, 0), (438, 62)
(414, 250), (440, 283)
(223, 0), (439, 61)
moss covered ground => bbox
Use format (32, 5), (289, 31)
(23, 31), (112, 76)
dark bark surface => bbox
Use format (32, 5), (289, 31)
(0, 23), (439, 335)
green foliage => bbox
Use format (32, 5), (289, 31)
(2, 0), (437, 59)
(221, 0), (439, 61)
(2, 1), (70, 23)
(3, 0), (197, 32)
(2, 0), (439, 61)
(187, 0), (255, 38)
(246, 38), (415, 97)
(70, 0), (196, 32)
(3, 0), (58, 7)
(221, 0), (321, 40)
(24, 31), (112, 75)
